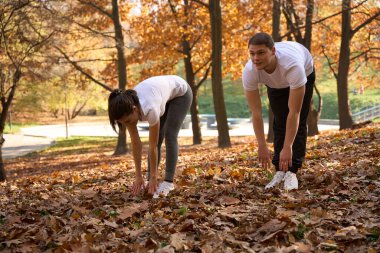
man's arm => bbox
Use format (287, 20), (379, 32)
(280, 85), (305, 171)
(245, 89), (271, 169)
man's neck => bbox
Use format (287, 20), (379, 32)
(264, 56), (277, 74)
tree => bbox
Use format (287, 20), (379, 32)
(268, 0), (282, 143)
(281, 0), (322, 136)
(129, 0), (212, 145)
(0, 0), (54, 181)
(320, 0), (380, 129)
(336, 0), (379, 129)
(49, 0), (134, 154)
(194, 0), (230, 148)
(174, 0), (211, 145)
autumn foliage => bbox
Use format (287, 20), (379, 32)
(1, 124), (379, 252)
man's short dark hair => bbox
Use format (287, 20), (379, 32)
(248, 32), (274, 49)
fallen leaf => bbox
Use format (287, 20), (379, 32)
(170, 232), (187, 250)
(219, 196), (240, 206)
(104, 220), (118, 228)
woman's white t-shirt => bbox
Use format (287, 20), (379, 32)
(242, 41), (314, 91)
(134, 75), (189, 126)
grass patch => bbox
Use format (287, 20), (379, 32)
(367, 228), (380, 242)
(24, 136), (151, 158)
(36, 136), (150, 157)
(178, 207), (188, 215)
(4, 123), (38, 134)
(292, 223), (309, 240)
(36, 136), (117, 156)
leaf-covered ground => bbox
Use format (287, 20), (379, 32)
(1, 124), (379, 252)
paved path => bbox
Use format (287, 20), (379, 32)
(19, 120), (339, 138)
(2, 134), (55, 159)
(3, 120), (339, 159)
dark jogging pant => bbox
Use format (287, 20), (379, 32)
(147, 85), (193, 182)
(267, 70), (315, 174)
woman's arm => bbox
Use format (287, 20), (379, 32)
(127, 123), (143, 195)
(147, 121), (160, 195)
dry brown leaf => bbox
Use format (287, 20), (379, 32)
(219, 196), (241, 206)
(118, 201), (149, 220)
(182, 167), (197, 176)
(170, 232), (188, 250)
(104, 220), (118, 228)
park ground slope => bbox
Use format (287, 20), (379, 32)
(0, 123), (379, 252)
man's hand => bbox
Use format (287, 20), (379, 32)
(131, 176), (145, 196)
(279, 146), (292, 171)
(258, 145), (272, 170)
(147, 178), (158, 196)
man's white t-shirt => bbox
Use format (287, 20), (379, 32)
(242, 41), (314, 91)
(134, 75), (189, 126)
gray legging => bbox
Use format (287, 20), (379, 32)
(147, 85), (193, 182)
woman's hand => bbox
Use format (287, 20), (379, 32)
(131, 176), (145, 196)
(147, 178), (158, 196)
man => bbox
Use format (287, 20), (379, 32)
(242, 32), (314, 190)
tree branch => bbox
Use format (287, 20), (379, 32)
(192, 0), (209, 9)
(196, 61), (211, 89)
(58, 58), (115, 63)
(168, 0), (183, 32)
(2, 0), (30, 31)
(349, 48), (379, 61)
(321, 46), (338, 80)
(194, 58), (211, 75)
(190, 30), (205, 50)
(351, 10), (380, 36)
(70, 18), (115, 40)
(54, 46), (112, 92)
(280, 1), (369, 40)
(77, 0), (113, 19)
(20, 31), (55, 64)
(314, 84), (322, 113)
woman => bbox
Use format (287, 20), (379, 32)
(108, 75), (192, 198)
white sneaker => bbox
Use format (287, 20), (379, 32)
(153, 181), (175, 199)
(283, 171), (298, 191)
(265, 171), (285, 189)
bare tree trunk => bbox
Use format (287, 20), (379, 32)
(307, 101), (319, 135)
(268, 0), (282, 143)
(304, 0), (320, 136)
(190, 89), (201, 144)
(114, 124), (127, 155)
(182, 34), (202, 144)
(209, 0), (230, 148)
(70, 101), (87, 120)
(112, 0), (128, 154)
(0, 136), (6, 181)
(0, 69), (21, 182)
(337, 0), (353, 129)
(283, 0), (321, 135)
(272, 0), (281, 42)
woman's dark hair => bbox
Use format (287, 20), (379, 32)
(108, 89), (140, 132)
(248, 32), (274, 49)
